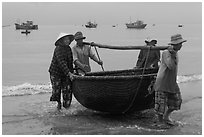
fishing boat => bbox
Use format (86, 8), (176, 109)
(85, 21), (97, 28)
(72, 68), (158, 114)
(15, 20), (38, 30)
(126, 20), (147, 29)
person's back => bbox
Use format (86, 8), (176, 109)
(136, 39), (160, 68)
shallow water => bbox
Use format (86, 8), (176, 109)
(2, 81), (202, 135)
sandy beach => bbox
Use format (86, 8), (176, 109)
(2, 80), (201, 135)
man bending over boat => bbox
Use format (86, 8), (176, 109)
(72, 31), (103, 74)
(154, 34), (187, 126)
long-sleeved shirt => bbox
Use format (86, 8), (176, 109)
(154, 49), (180, 93)
(136, 47), (160, 68)
(49, 44), (73, 77)
(72, 44), (96, 73)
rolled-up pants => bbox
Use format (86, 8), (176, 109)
(50, 75), (72, 102)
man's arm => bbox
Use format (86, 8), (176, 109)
(163, 50), (177, 70)
(89, 47), (103, 65)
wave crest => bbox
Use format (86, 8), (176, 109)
(2, 74), (201, 97)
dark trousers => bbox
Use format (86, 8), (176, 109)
(50, 75), (72, 103)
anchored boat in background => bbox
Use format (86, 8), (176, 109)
(15, 20), (38, 30)
(85, 21), (97, 28)
(126, 20), (147, 29)
(178, 24), (183, 27)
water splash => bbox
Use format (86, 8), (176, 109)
(2, 82), (52, 97)
(177, 74), (202, 83)
(2, 74), (201, 97)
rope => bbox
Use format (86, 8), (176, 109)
(94, 46), (105, 71)
(123, 46), (151, 113)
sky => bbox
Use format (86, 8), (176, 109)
(2, 2), (202, 26)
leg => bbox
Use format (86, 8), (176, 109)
(163, 92), (182, 126)
(163, 108), (174, 123)
(163, 108), (177, 126)
(154, 91), (168, 122)
(62, 78), (72, 109)
(50, 75), (62, 110)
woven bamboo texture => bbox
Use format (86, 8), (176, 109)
(72, 68), (158, 114)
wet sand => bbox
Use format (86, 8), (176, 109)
(2, 81), (202, 135)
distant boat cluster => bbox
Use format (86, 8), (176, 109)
(83, 19), (147, 29)
(13, 19), (183, 35)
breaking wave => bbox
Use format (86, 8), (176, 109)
(2, 74), (201, 97)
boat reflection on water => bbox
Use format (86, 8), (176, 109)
(21, 29), (31, 35)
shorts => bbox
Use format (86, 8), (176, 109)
(154, 91), (182, 115)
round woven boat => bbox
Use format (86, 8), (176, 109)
(72, 68), (158, 114)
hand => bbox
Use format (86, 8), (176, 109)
(150, 64), (154, 68)
(90, 42), (95, 47)
(83, 64), (91, 72)
(168, 46), (176, 55)
(68, 72), (74, 81)
(133, 66), (139, 69)
(158, 62), (161, 67)
(98, 60), (103, 66)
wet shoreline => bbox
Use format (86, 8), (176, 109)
(2, 81), (202, 135)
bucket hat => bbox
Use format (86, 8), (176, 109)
(55, 33), (74, 45)
(168, 34), (187, 45)
(74, 31), (86, 40)
(145, 38), (157, 44)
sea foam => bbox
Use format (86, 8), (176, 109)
(2, 74), (201, 97)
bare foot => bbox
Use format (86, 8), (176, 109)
(163, 118), (178, 126)
(63, 100), (71, 109)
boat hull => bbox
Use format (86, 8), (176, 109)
(15, 23), (38, 30)
(85, 24), (97, 28)
(126, 24), (147, 29)
(72, 68), (158, 114)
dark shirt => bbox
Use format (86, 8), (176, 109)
(136, 47), (160, 68)
(49, 44), (73, 77)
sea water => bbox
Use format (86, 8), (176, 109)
(2, 23), (202, 134)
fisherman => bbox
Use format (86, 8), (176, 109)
(49, 33), (74, 110)
(72, 31), (103, 74)
(154, 34), (187, 126)
(135, 38), (160, 69)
